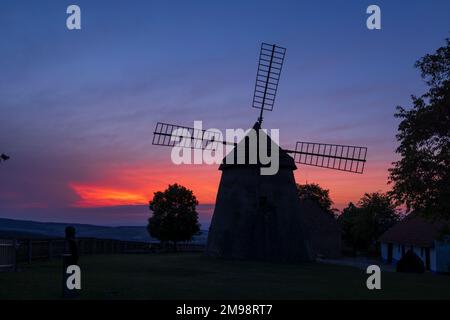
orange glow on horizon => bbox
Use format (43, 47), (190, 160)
(69, 162), (222, 208)
(68, 156), (392, 211)
(70, 183), (150, 207)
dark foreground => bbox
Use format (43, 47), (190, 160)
(1, 253), (449, 299)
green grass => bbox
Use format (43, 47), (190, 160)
(1, 253), (449, 299)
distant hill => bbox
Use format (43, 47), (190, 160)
(0, 218), (208, 244)
(0, 229), (50, 239)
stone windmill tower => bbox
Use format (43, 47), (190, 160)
(152, 43), (368, 262)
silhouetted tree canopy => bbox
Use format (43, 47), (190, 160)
(148, 184), (200, 249)
(296, 183), (336, 216)
(389, 38), (450, 219)
(0, 153), (10, 162)
(338, 192), (399, 252)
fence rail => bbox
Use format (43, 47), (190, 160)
(0, 237), (205, 271)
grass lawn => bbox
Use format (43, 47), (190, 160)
(0, 253), (449, 299)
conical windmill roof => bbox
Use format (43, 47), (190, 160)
(219, 122), (297, 171)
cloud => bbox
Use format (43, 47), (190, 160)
(69, 183), (149, 207)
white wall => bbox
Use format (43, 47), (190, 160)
(434, 240), (450, 272)
(380, 242), (439, 272)
(392, 243), (403, 261)
(381, 243), (388, 260)
(430, 247), (437, 271)
(380, 243), (403, 261)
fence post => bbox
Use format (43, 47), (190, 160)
(48, 240), (53, 259)
(28, 239), (32, 264)
(13, 239), (19, 271)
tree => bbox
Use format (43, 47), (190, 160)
(296, 183), (336, 216)
(389, 38), (450, 219)
(0, 154), (10, 162)
(148, 184), (200, 250)
(338, 192), (399, 252)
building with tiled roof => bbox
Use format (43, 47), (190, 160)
(379, 213), (450, 272)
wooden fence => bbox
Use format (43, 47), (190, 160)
(0, 239), (17, 271)
(0, 237), (205, 271)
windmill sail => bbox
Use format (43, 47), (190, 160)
(152, 122), (232, 151)
(290, 141), (367, 174)
(252, 43), (286, 113)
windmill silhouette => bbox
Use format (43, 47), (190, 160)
(152, 43), (368, 261)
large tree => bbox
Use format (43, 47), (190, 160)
(148, 184), (200, 249)
(338, 192), (399, 252)
(0, 154), (10, 162)
(389, 38), (450, 219)
(296, 183), (336, 216)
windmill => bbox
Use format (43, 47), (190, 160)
(152, 43), (368, 261)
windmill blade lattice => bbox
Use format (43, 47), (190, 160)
(253, 43), (286, 124)
(152, 122), (233, 151)
(290, 141), (367, 174)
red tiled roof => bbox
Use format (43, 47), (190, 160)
(379, 213), (450, 247)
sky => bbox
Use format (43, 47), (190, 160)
(1, 0), (449, 226)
